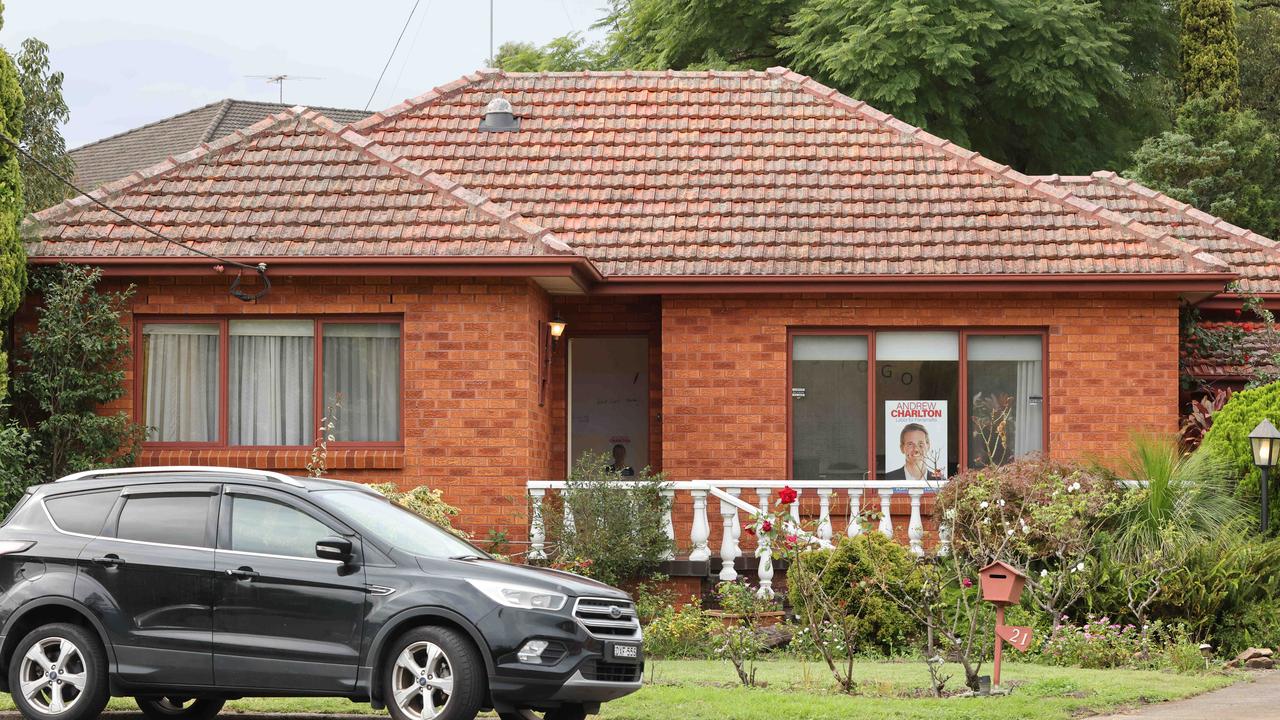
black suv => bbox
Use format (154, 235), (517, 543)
(0, 467), (643, 720)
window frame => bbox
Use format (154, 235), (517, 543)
(786, 327), (1049, 480)
(105, 484), (221, 549)
(135, 315), (405, 450)
(217, 486), (350, 562)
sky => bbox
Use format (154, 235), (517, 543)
(0, 1), (609, 149)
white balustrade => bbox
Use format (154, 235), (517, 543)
(847, 488), (863, 537)
(908, 489), (925, 557)
(660, 488), (676, 560)
(525, 480), (938, 570)
(878, 491), (893, 538)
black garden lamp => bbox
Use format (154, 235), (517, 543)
(1249, 419), (1280, 534)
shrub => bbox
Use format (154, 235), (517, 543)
(1201, 379), (1280, 532)
(642, 599), (721, 659)
(369, 483), (466, 537)
(788, 533), (921, 658)
(1039, 617), (1204, 672)
(715, 580), (777, 686)
(542, 451), (671, 586)
(0, 420), (37, 515)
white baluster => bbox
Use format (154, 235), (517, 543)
(908, 489), (925, 557)
(563, 495), (575, 535)
(847, 488), (864, 537)
(756, 487), (771, 517)
(660, 488), (676, 560)
(817, 488), (833, 542)
(939, 519), (952, 558)
(878, 491), (894, 538)
(728, 487), (743, 561)
(719, 498), (738, 582)
(528, 488), (546, 560)
(790, 488), (803, 525)
(689, 489), (711, 561)
(756, 534), (774, 599)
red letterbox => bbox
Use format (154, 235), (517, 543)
(978, 561), (1027, 606)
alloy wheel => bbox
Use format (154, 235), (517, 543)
(18, 636), (87, 715)
(391, 641), (455, 720)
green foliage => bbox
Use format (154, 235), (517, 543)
(492, 34), (612, 72)
(788, 533), (920, 657)
(1239, 6), (1280, 125)
(11, 265), (144, 481)
(1127, 97), (1280, 238)
(368, 482), (466, 537)
(543, 451), (672, 586)
(0, 4), (26, 400)
(642, 599), (721, 659)
(1200, 379), (1280, 531)
(0, 419), (36, 515)
(714, 580), (776, 686)
(1180, 0), (1240, 109)
(14, 37), (71, 213)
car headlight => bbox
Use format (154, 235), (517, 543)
(465, 578), (567, 611)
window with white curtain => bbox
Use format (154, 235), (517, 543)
(967, 335), (1044, 467)
(142, 323), (220, 442)
(323, 323), (401, 442)
(229, 320), (315, 446)
(139, 317), (402, 447)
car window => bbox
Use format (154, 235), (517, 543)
(230, 496), (333, 559)
(45, 490), (119, 536)
(116, 494), (210, 547)
(312, 489), (481, 559)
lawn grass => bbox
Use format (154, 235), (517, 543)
(0, 659), (1243, 719)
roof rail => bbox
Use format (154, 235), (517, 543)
(54, 466), (307, 488)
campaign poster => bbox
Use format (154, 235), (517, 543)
(883, 400), (948, 482)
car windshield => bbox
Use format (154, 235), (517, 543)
(313, 490), (485, 559)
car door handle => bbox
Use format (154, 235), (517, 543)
(91, 554), (125, 567)
(226, 567), (259, 580)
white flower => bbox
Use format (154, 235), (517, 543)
(982, 517), (991, 525)
(1071, 481), (1081, 491)
(1040, 569), (1049, 577)
(997, 498), (1006, 507)
(1006, 529), (1015, 536)
(1076, 562), (1085, 572)
(979, 501), (990, 509)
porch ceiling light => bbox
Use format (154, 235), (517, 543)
(1249, 419), (1280, 534)
(549, 314), (567, 340)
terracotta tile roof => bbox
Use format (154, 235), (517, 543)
(1183, 320), (1279, 379)
(1038, 172), (1280, 294)
(69, 99), (371, 191)
(32, 108), (569, 259)
(33, 68), (1247, 281)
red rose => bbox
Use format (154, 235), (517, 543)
(742, 523), (756, 535)
(962, 577), (973, 588)
(779, 486), (798, 504)
(762, 520), (773, 533)
(783, 534), (799, 548)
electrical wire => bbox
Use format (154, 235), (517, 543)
(364, 0), (423, 111)
(0, 131), (271, 301)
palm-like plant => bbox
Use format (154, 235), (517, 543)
(1111, 434), (1251, 560)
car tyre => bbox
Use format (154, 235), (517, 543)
(383, 626), (485, 720)
(7, 622), (109, 720)
(135, 696), (226, 720)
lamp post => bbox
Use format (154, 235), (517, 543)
(1249, 419), (1280, 534)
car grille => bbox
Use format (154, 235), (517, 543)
(573, 597), (640, 639)
(581, 659), (642, 683)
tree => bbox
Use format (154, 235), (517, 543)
(1180, 0), (1240, 108)
(1239, 6), (1280, 124)
(515, 0), (1177, 173)
(12, 265), (145, 481)
(492, 34), (612, 72)
(1126, 97), (1280, 238)
(0, 3), (22, 406)
(14, 38), (71, 213)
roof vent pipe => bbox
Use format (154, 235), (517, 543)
(479, 97), (520, 132)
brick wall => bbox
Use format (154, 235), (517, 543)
(94, 274), (552, 539)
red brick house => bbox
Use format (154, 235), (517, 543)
(23, 68), (1279, 562)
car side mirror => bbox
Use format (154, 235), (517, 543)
(316, 536), (353, 563)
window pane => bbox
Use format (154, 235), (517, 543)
(229, 320), (315, 446)
(968, 335), (1044, 467)
(116, 495), (209, 547)
(792, 336), (869, 480)
(230, 496), (333, 558)
(142, 323), (220, 442)
(323, 323), (401, 442)
(876, 331), (958, 480)
(46, 490), (119, 536)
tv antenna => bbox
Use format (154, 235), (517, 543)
(245, 74), (322, 103)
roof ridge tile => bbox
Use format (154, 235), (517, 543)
(349, 69), (502, 133)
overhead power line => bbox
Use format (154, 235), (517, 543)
(364, 0), (423, 111)
(0, 132), (271, 301)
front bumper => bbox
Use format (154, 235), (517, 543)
(477, 601), (644, 712)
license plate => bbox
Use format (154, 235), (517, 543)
(611, 643), (639, 660)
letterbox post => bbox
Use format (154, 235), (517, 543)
(978, 560), (1031, 692)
